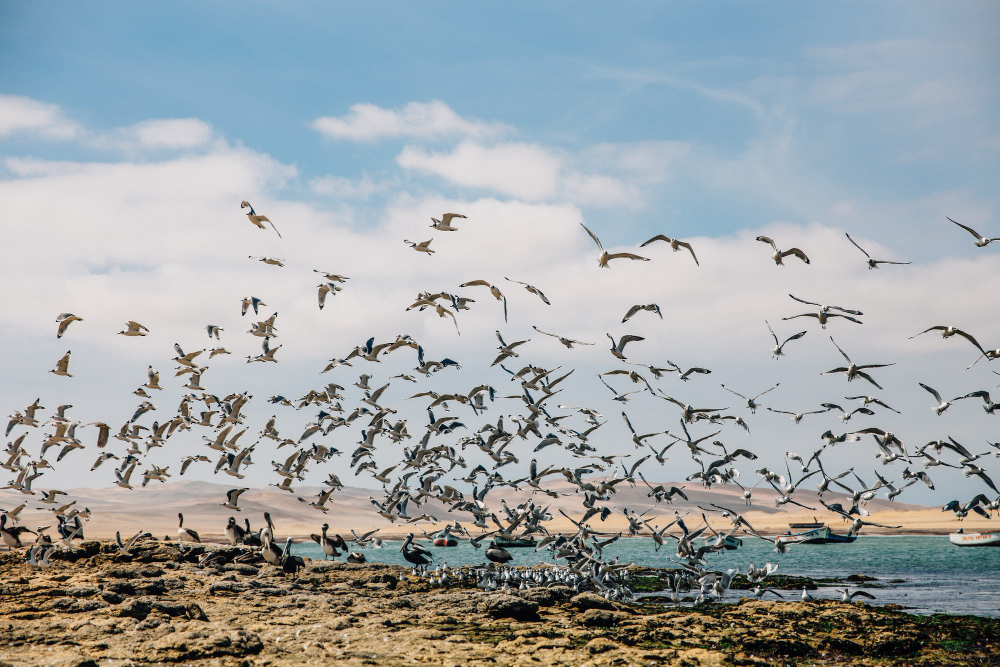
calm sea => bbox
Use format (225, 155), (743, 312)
(293, 534), (1000, 617)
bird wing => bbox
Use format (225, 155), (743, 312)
(919, 382), (943, 403)
(781, 248), (810, 263)
(788, 294), (820, 308)
(844, 233), (871, 259)
(954, 329), (987, 355)
(623, 305), (642, 322)
(755, 236), (777, 250)
(947, 216), (983, 240)
(531, 326), (560, 339)
(720, 385), (747, 401)
(640, 234), (671, 247)
(676, 241), (699, 266)
(460, 279), (491, 288)
(579, 223), (603, 252)
(606, 252), (650, 262)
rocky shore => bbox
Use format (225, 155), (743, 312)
(1, 540), (997, 666)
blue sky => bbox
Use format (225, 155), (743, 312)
(3, 1), (997, 243)
(1, 2), (999, 503)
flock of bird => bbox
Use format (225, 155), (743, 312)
(3, 203), (999, 606)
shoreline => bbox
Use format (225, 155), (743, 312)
(1, 538), (997, 666)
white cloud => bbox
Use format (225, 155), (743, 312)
(2, 110), (999, 504)
(0, 94), (81, 140)
(311, 100), (510, 142)
(95, 118), (215, 151)
(397, 141), (562, 200)
(397, 140), (642, 207)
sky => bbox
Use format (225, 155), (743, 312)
(1, 2), (999, 506)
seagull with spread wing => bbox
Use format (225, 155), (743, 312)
(241, 200), (281, 238)
(948, 216), (1000, 247)
(579, 223), (649, 268)
(532, 325), (593, 348)
(845, 233), (910, 269)
(822, 337), (894, 389)
(756, 235), (810, 265)
(640, 234), (699, 266)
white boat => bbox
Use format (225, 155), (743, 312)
(949, 529), (1000, 547)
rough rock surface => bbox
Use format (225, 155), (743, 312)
(1, 540), (997, 666)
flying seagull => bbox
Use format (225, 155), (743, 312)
(844, 233), (911, 269)
(241, 201), (281, 238)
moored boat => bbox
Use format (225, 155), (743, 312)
(493, 535), (537, 548)
(949, 529), (1000, 547)
(698, 534), (743, 550)
(432, 527), (459, 547)
(776, 522), (856, 545)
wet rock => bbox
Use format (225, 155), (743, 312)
(570, 592), (617, 611)
(820, 637), (864, 655)
(871, 636), (921, 657)
(481, 594), (540, 621)
(578, 609), (629, 628)
(740, 638), (813, 657)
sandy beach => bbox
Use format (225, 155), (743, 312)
(2, 480), (985, 543)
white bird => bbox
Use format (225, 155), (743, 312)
(430, 213), (466, 231)
(49, 351), (73, 377)
(622, 304), (662, 323)
(844, 233), (911, 269)
(782, 294), (863, 329)
(241, 296), (267, 316)
(765, 320), (806, 359)
(821, 337), (894, 389)
(206, 325), (223, 340)
(755, 235), (810, 265)
(505, 277), (550, 305)
(55, 313), (83, 339)
(532, 326), (593, 349)
(241, 200), (281, 238)
(607, 333), (644, 360)
(919, 382), (956, 416)
(909, 325), (987, 357)
(766, 406), (828, 424)
(221, 487), (249, 511)
(403, 238), (435, 255)
(249, 256), (285, 267)
(721, 383), (779, 413)
(580, 223), (650, 268)
(948, 216), (1000, 247)
(459, 280), (507, 322)
(640, 234), (699, 266)
(118, 321), (149, 337)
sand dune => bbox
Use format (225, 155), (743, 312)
(4, 480), (986, 542)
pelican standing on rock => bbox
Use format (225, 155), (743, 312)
(177, 513), (200, 544)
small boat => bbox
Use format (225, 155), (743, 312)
(698, 534), (742, 550)
(493, 535), (537, 548)
(949, 529), (1000, 547)
(432, 528), (458, 547)
(776, 521), (856, 545)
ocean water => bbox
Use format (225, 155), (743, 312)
(292, 534), (1000, 617)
